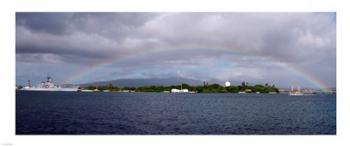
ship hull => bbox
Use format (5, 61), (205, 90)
(289, 93), (304, 96)
(21, 88), (78, 92)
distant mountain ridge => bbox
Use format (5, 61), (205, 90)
(80, 77), (204, 87)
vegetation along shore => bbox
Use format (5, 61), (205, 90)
(81, 82), (279, 93)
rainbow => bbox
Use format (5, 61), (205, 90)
(279, 63), (332, 92)
(63, 47), (332, 92)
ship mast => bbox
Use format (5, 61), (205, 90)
(47, 73), (52, 83)
(27, 80), (31, 87)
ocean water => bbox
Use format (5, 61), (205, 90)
(16, 91), (336, 135)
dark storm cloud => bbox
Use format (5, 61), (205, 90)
(16, 12), (158, 64)
(69, 13), (158, 39)
(16, 13), (73, 35)
(16, 13), (335, 64)
(16, 12), (157, 35)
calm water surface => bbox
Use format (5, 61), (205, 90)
(16, 91), (336, 134)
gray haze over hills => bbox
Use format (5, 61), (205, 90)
(80, 77), (204, 87)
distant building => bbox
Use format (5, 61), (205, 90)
(245, 89), (252, 93)
(122, 90), (130, 92)
(171, 88), (189, 93)
(225, 81), (231, 87)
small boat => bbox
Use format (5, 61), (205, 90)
(289, 86), (304, 96)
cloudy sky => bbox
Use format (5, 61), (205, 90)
(16, 12), (336, 88)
